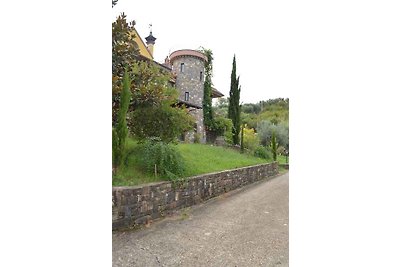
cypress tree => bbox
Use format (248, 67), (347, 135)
(112, 69), (131, 169)
(271, 130), (278, 161)
(228, 55), (241, 145)
(202, 48), (214, 133)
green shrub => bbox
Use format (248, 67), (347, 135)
(216, 118), (233, 145)
(206, 116), (232, 144)
(136, 138), (185, 181)
(277, 145), (286, 155)
(129, 103), (194, 143)
(271, 131), (278, 161)
(194, 133), (201, 143)
(242, 125), (259, 152)
(257, 120), (288, 148)
(257, 120), (274, 147)
(210, 117), (230, 136)
(254, 146), (272, 160)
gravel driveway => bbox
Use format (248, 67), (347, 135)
(113, 172), (289, 266)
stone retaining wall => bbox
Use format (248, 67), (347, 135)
(112, 162), (279, 230)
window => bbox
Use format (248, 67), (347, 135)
(180, 63), (185, 72)
(184, 92), (189, 101)
(200, 71), (203, 81)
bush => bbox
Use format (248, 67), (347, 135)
(257, 120), (274, 147)
(194, 133), (201, 143)
(207, 116), (233, 145)
(206, 116), (232, 144)
(254, 146), (272, 160)
(271, 131), (277, 161)
(275, 123), (289, 149)
(256, 120), (288, 148)
(277, 145), (286, 155)
(223, 119), (234, 145)
(241, 125), (259, 152)
(136, 138), (185, 181)
(211, 117), (232, 136)
(129, 103), (194, 143)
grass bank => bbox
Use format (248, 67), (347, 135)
(112, 138), (287, 186)
(177, 143), (266, 177)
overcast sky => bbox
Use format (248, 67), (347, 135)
(112, 0), (292, 104)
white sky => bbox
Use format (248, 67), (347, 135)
(112, 0), (291, 104)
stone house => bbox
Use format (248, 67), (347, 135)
(133, 28), (224, 143)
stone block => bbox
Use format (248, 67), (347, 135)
(126, 195), (138, 205)
(193, 195), (202, 204)
(112, 207), (120, 221)
(141, 186), (149, 195)
(128, 204), (139, 216)
(166, 202), (177, 210)
(183, 196), (194, 206)
(134, 215), (151, 225)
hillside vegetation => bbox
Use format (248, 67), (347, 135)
(215, 98), (289, 128)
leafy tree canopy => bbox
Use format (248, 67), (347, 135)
(112, 69), (131, 169)
(112, 13), (139, 95)
(257, 120), (288, 148)
(113, 60), (177, 125)
(129, 103), (194, 143)
(126, 61), (194, 143)
(129, 61), (176, 109)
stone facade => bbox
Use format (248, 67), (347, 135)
(112, 162), (279, 230)
(170, 50), (207, 143)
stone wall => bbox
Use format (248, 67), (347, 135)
(112, 162), (279, 230)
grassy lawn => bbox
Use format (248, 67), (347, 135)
(277, 154), (289, 164)
(177, 143), (267, 177)
(112, 137), (291, 186)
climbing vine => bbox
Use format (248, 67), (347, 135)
(201, 48), (214, 130)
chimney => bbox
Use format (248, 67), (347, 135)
(164, 56), (171, 68)
(145, 30), (156, 57)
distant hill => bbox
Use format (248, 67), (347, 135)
(240, 98), (289, 129)
(214, 97), (289, 129)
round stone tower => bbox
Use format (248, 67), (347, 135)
(169, 49), (207, 143)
